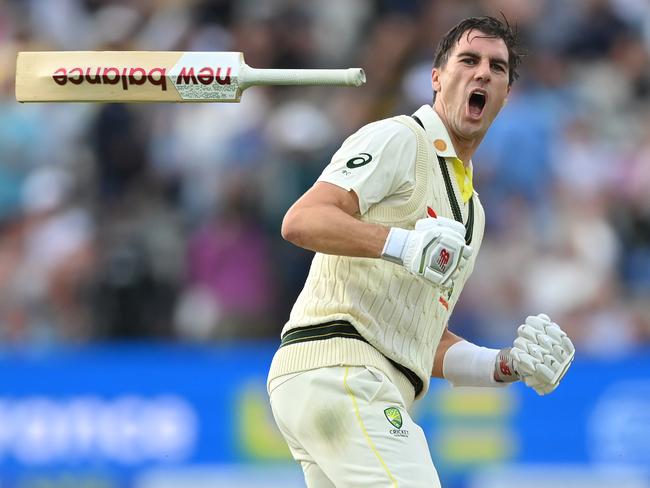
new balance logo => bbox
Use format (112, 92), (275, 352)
(437, 249), (450, 270)
(499, 359), (513, 376)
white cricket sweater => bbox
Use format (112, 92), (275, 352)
(268, 114), (486, 404)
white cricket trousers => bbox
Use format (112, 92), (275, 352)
(268, 366), (441, 488)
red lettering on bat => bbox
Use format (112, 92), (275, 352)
(175, 66), (232, 85)
(176, 67), (197, 84)
(128, 67), (147, 86)
(215, 67), (231, 85)
(85, 67), (102, 84)
(68, 67), (83, 84)
(148, 68), (167, 91)
(50, 66), (167, 91)
(53, 68), (68, 85)
(198, 67), (213, 85)
(102, 67), (120, 85)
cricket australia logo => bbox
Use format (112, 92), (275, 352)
(384, 407), (402, 428)
(384, 407), (409, 438)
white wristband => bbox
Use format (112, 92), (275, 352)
(381, 227), (409, 265)
(442, 340), (504, 387)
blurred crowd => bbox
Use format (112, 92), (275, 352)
(0, 0), (648, 354)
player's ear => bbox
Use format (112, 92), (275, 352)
(431, 67), (441, 95)
(502, 85), (511, 108)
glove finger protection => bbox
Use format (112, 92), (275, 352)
(510, 313), (575, 396)
(532, 361), (556, 384)
(536, 333), (558, 352)
(524, 314), (548, 331)
(517, 323), (540, 343)
(539, 316), (575, 360)
(561, 334), (575, 355)
(531, 382), (555, 395)
(544, 325), (566, 344)
(522, 374), (543, 389)
(542, 352), (559, 371)
(552, 344), (568, 361)
(509, 346), (537, 376)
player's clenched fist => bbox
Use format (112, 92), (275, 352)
(381, 216), (472, 287)
(496, 314), (575, 395)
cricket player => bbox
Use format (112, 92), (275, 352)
(268, 16), (575, 488)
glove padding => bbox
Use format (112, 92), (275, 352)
(400, 217), (472, 287)
(510, 314), (575, 395)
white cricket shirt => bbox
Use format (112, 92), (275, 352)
(318, 105), (472, 214)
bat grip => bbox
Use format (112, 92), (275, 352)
(240, 65), (366, 88)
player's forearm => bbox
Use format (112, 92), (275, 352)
(282, 204), (389, 257)
(431, 328), (464, 378)
(433, 328), (509, 384)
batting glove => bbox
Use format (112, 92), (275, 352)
(381, 216), (472, 287)
(495, 314), (575, 395)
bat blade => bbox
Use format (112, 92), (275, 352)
(16, 51), (244, 103)
(15, 51), (365, 103)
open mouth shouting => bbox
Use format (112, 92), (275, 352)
(467, 89), (487, 120)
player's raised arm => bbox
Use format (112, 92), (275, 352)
(281, 181), (389, 258)
(282, 182), (473, 288)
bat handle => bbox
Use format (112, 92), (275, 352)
(240, 65), (366, 88)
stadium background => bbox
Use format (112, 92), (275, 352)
(0, 0), (649, 487)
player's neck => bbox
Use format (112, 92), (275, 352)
(432, 105), (482, 165)
(450, 135), (480, 166)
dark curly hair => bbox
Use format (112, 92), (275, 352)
(433, 16), (522, 86)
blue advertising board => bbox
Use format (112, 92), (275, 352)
(1, 343), (649, 487)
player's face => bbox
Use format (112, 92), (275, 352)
(432, 29), (510, 144)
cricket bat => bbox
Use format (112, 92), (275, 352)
(15, 51), (366, 103)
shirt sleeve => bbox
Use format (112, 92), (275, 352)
(317, 119), (416, 215)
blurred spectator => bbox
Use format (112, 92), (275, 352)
(91, 191), (182, 339)
(0, 167), (94, 343)
(92, 104), (149, 202)
(563, 0), (634, 60)
(178, 172), (275, 339)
